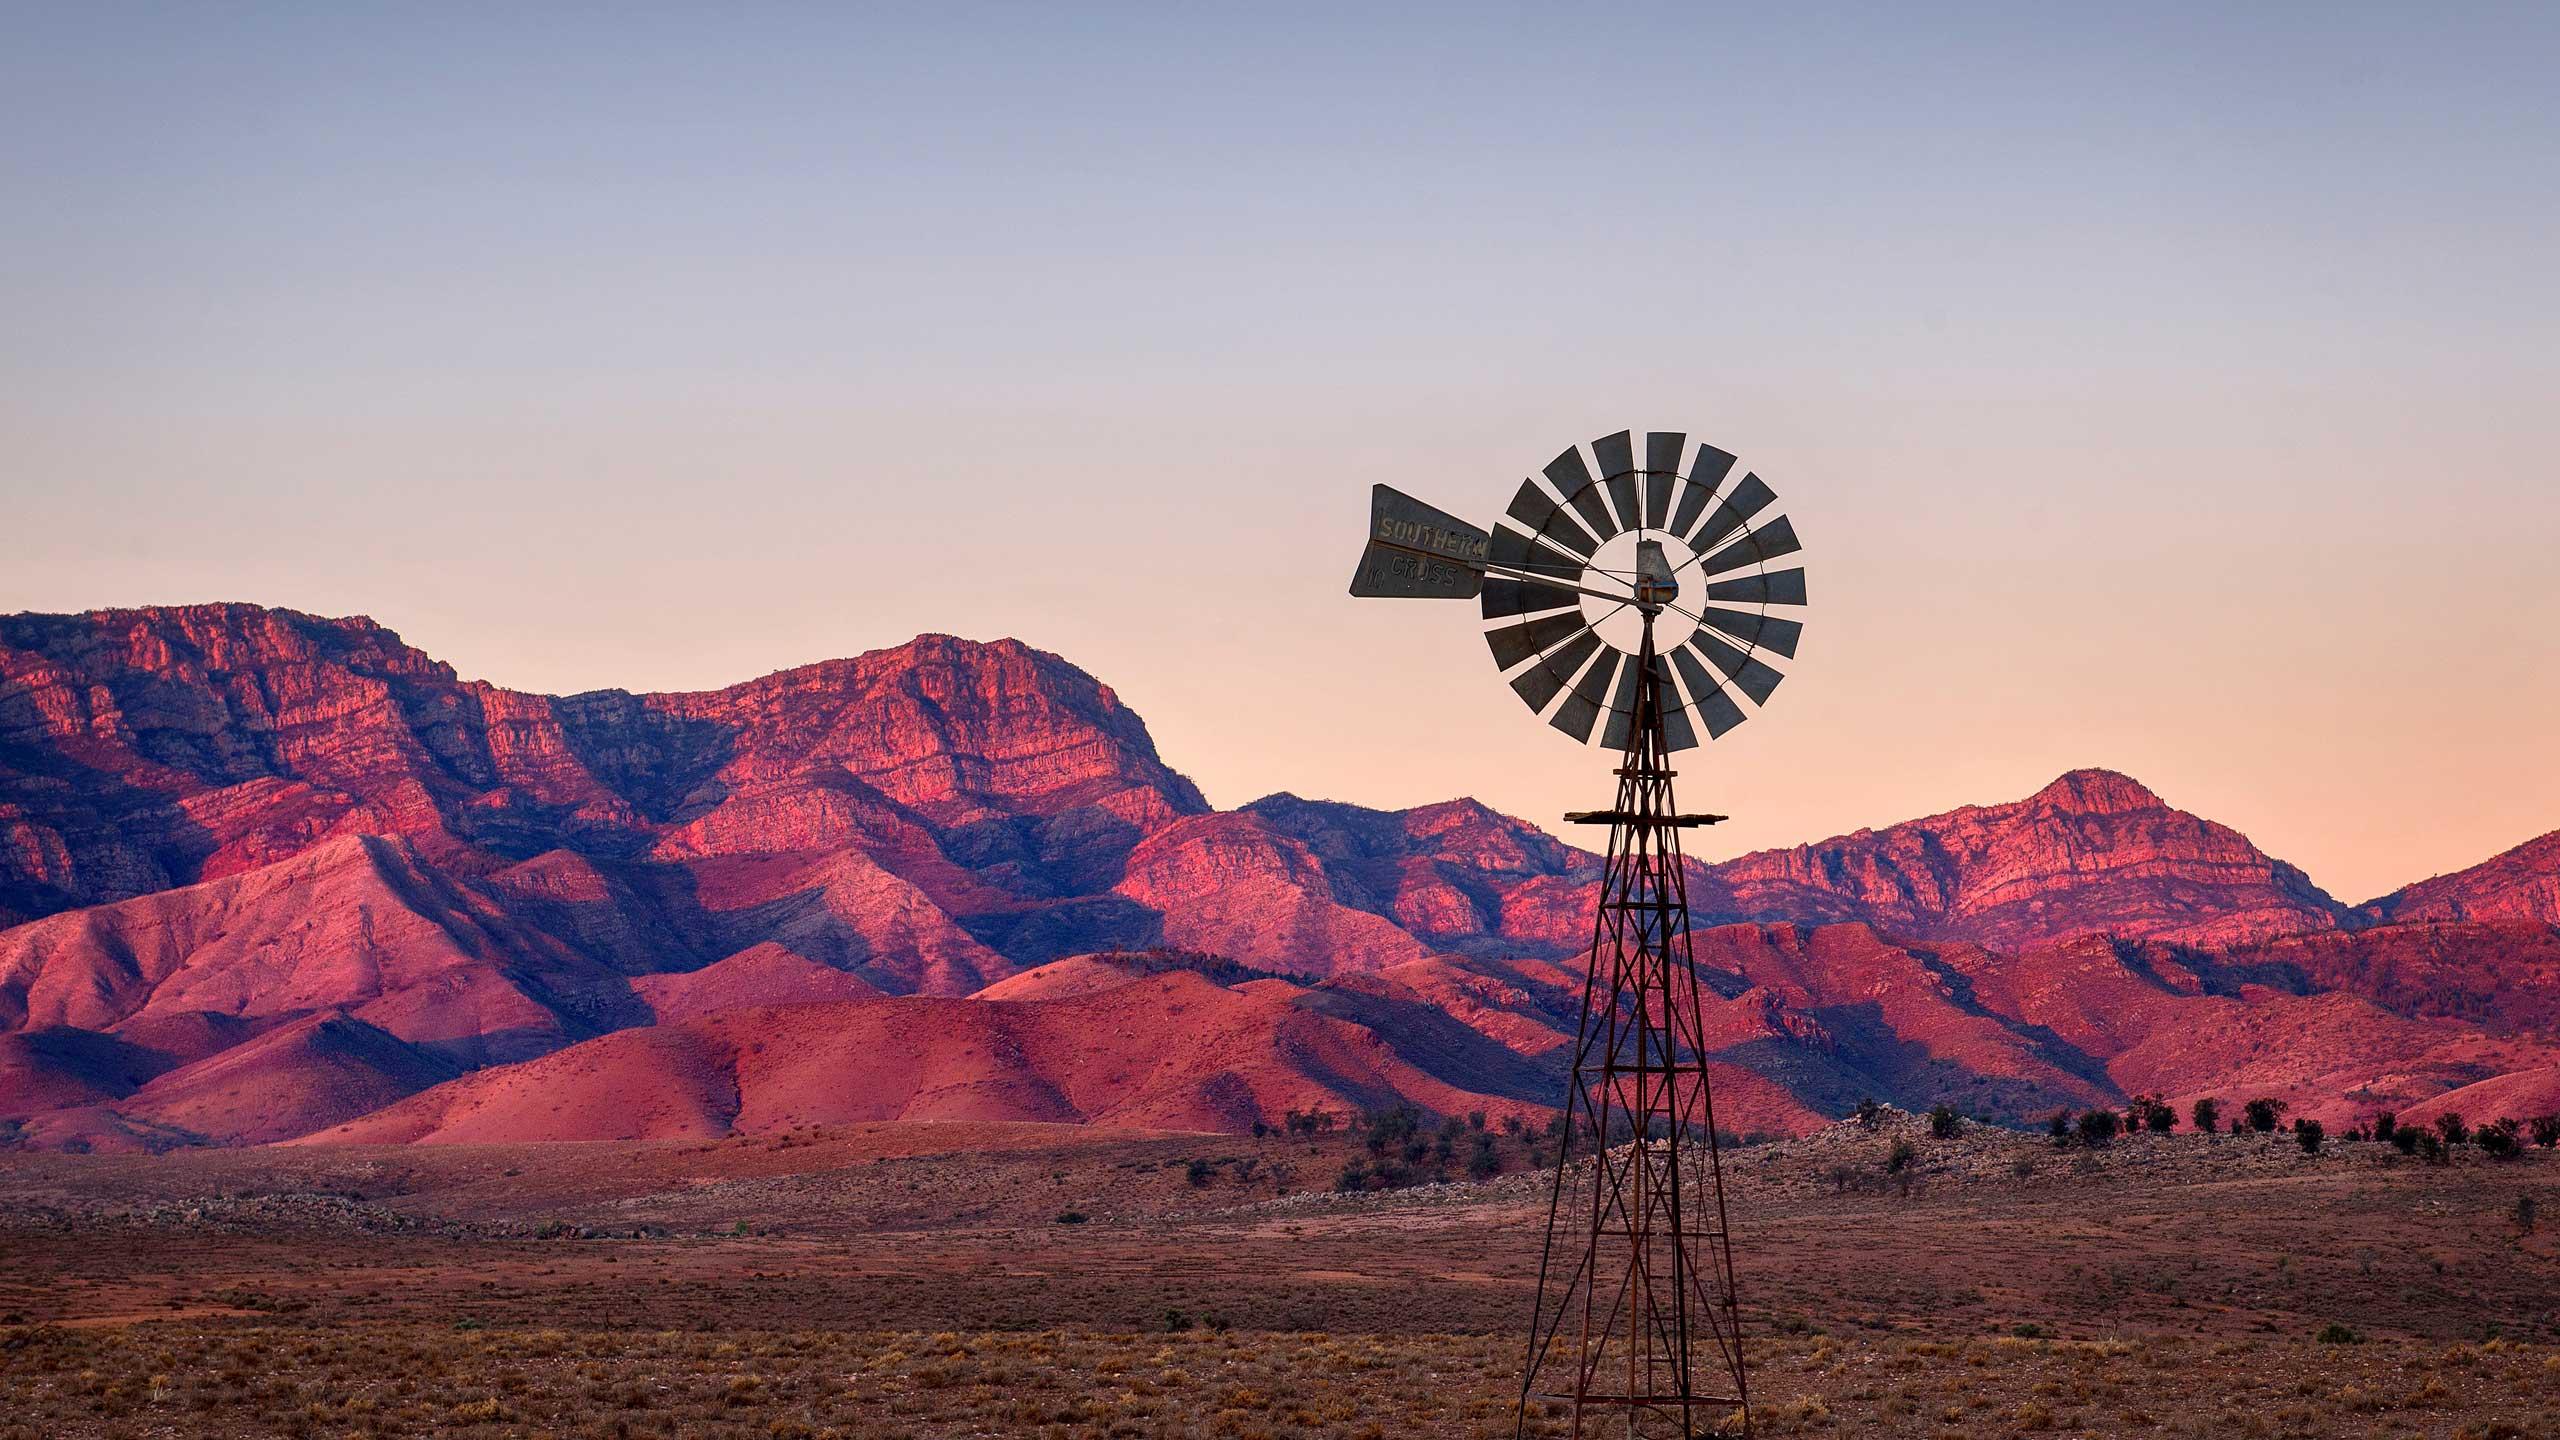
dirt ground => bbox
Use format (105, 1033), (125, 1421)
(3, 1115), (2555, 1437)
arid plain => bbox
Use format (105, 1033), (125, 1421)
(4, 1110), (2555, 1438)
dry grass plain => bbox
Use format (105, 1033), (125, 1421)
(3, 1115), (2555, 1437)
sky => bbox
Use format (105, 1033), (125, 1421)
(4, 5), (2556, 905)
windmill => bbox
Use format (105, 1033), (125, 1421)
(1347, 429), (1808, 1439)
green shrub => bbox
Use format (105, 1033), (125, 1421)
(2190, 1097), (2220, 1135)
(2294, 1118), (2325, 1154)
(1053, 1210), (1088, 1225)
(2435, 1112), (2470, 1146)
(2530, 1114), (2560, 1149)
(2478, 1118), (2522, 1158)
(2243, 1098), (2287, 1134)
(2076, 1109), (2120, 1145)
(1927, 1104), (1961, 1139)
(2314, 1322), (2362, 1345)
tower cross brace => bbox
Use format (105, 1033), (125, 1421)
(1519, 611), (1752, 1439)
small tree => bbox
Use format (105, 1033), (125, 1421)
(2530, 1114), (2560, 1150)
(2478, 1117), (2522, 1159)
(1927, 1103), (1961, 1139)
(1886, 1139), (1918, 1174)
(2077, 1109), (2121, 1146)
(1185, 1157), (1215, 1187)
(2434, 1111), (2469, 1147)
(2145, 1099), (2175, 1135)
(2047, 1109), (2074, 1147)
(2190, 1097), (2221, 1135)
(2243, 1098), (2288, 1134)
(2295, 1118), (2325, 1155)
(1853, 1097), (1882, 1125)
(2372, 1110), (2398, 1147)
(2391, 1123), (2422, 1156)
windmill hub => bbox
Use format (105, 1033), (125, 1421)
(1584, 530), (1697, 646)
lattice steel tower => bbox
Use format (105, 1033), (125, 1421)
(1347, 428), (1809, 1439)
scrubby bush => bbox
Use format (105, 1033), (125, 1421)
(1853, 1097), (1882, 1125)
(2076, 1109), (2120, 1145)
(2314, 1322), (2362, 1344)
(1362, 1103), (1423, 1158)
(2144, 1098), (2175, 1134)
(1927, 1103), (1961, 1139)
(1466, 1133), (1499, 1180)
(2435, 1112), (2470, 1147)
(2047, 1110), (2073, 1146)
(1185, 1157), (1215, 1187)
(2373, 1110), (2398, 1146)
(2531, 1114), (2560, 1150)
(1886, 1139), (1918, 1174)
(2391, 1124), (2422, 1156)
(1283, 1107), (1338, 1136)
(2190, 1097), (2220, 1135)
(1054, 1211), (1088, 1225)
(2243, 1098), (2288, 1134)
(2294, 1118), (2325, 1154)
(2477, 1117), (2522, 1159)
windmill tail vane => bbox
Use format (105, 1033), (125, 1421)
(1347, 428), (1809, 1438)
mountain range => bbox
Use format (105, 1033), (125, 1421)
(3, 603), (2555, 1151)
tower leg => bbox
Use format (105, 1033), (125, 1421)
(1519, 618), (1750, 1439)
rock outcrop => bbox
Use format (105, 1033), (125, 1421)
(1696, 769), (2352, 950)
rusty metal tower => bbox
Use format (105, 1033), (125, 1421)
(1519, 611), (1749, 1437)
(1347, 429), (1808, 1439)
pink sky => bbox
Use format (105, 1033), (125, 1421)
(4, 8), (2555, 903)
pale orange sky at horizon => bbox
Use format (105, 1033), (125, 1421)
(5, 8), (2555, 905)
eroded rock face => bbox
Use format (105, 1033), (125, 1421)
(0, 607), (1207, 921)
(1694, 769), (2352, 950)
(2365, 831), (2560, 927)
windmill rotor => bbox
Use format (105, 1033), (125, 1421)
(1349, 428), (1809, 750)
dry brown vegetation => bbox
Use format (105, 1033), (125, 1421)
(5, 1327), (2556, 1439)
(2, 1115), (2555, 1437)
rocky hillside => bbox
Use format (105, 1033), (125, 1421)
(3, 603), (2556, 1151)
(2365, 830), (2560, 927)
(1697, 769), (2351, 949)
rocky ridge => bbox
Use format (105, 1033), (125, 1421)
(2, 603), (2557, 1150)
